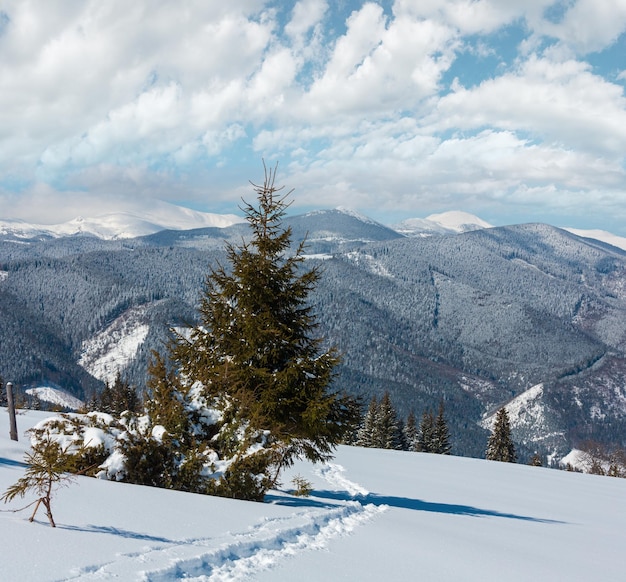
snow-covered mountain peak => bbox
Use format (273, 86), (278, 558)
(0, 202), (245, 241)
(334, 206), (380, 226)
(25, 386), (84, 410)
(393, 210), (492, 237)
(425, 211), (493, 233)
(302, 207), (383, 227)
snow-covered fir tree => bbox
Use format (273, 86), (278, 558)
(376, 392), (403, 450)
(356, 396), (378, 448)
(403, 411), (418, 452)
(486, 408), (517, 463)
(432, 402), (452, 455)
(169, 165), (359, 495)
(417, 410), (435, 453)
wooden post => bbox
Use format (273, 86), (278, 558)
(6, 381), (18, 441)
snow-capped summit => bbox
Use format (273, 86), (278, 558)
(0, 202), (245, 241)
(393, 211), (492, 237)
(425, 211), (493, 233)
(334, 206), (381, 226)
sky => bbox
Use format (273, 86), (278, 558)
(0, 0), (625, 233)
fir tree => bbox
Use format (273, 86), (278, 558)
(432, 401), (452, 455)
(403, 411), (418, 452)
(486, 408), (517, 463)
(356, 396), (379, 448)
(97, 383), (114, 414)
(167, 164), (359, 495)
(376, 392), (402, 450)
(417, 410), (435, 453)
(144, 353), (191, 443)
(397, 417), (407, 451)
(110, 374), (141, 416)
(95, 374), (141, 417)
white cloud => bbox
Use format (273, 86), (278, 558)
(296, 6), (457, 122)
(542, 0), (626, 54)
(0, 0), (273, 175)
(285, 0), (328, 44)
(432, 55), (626, 155)
(246, 48), (298, 117)
(280, 127), (625, 211)
(393, 0), (553, 34)
(201, 124), (247, 157)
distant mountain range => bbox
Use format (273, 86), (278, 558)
(2, 205), (625, 251)
(0, 201), (244, 241)
(1, 205), (626, 461)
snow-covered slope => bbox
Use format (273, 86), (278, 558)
(288, 208), (402, 247)
(563, 227), (626, 251)
(393, 211), (493, 236)
(0, 202), (244, 240)
(24, 387), (84, 410)
(78, 306), (151, 384)
(2, 409), (625, 582)
(481, 384), (567, 457)
(426, 210), (494, 232)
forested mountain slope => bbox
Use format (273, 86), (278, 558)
(1, 210), (625, 460)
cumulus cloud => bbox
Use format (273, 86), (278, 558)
(432, 55), (626, 155)
(542, 0), (626, 53)
(285, 0), (328, 44)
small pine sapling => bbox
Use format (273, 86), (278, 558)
(291, 474), (313, 497)
(1, 430), (77, 527)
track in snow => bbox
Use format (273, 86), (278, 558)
(58, 463), (386, 582)
(315, 462), (370, 497)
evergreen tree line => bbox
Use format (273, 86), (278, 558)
(353, 392), (452, 455)
(87, 373), (142, 417)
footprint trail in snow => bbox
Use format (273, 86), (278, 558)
(59, 463), (386, 582)
(314, 462), (370, 497)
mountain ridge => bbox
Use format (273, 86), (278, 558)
(0, 203), (244, 241)
(3, 203), (626, 252)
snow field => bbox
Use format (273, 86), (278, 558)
(1, 409), (626, 581)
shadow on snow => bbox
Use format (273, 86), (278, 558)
(58, 524), (177, 543)
(264, 492), (340, 509)
(306, 489), (566, 524)
(0, 456), (27, 468)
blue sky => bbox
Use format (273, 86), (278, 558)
(0, 0), (625, 233)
